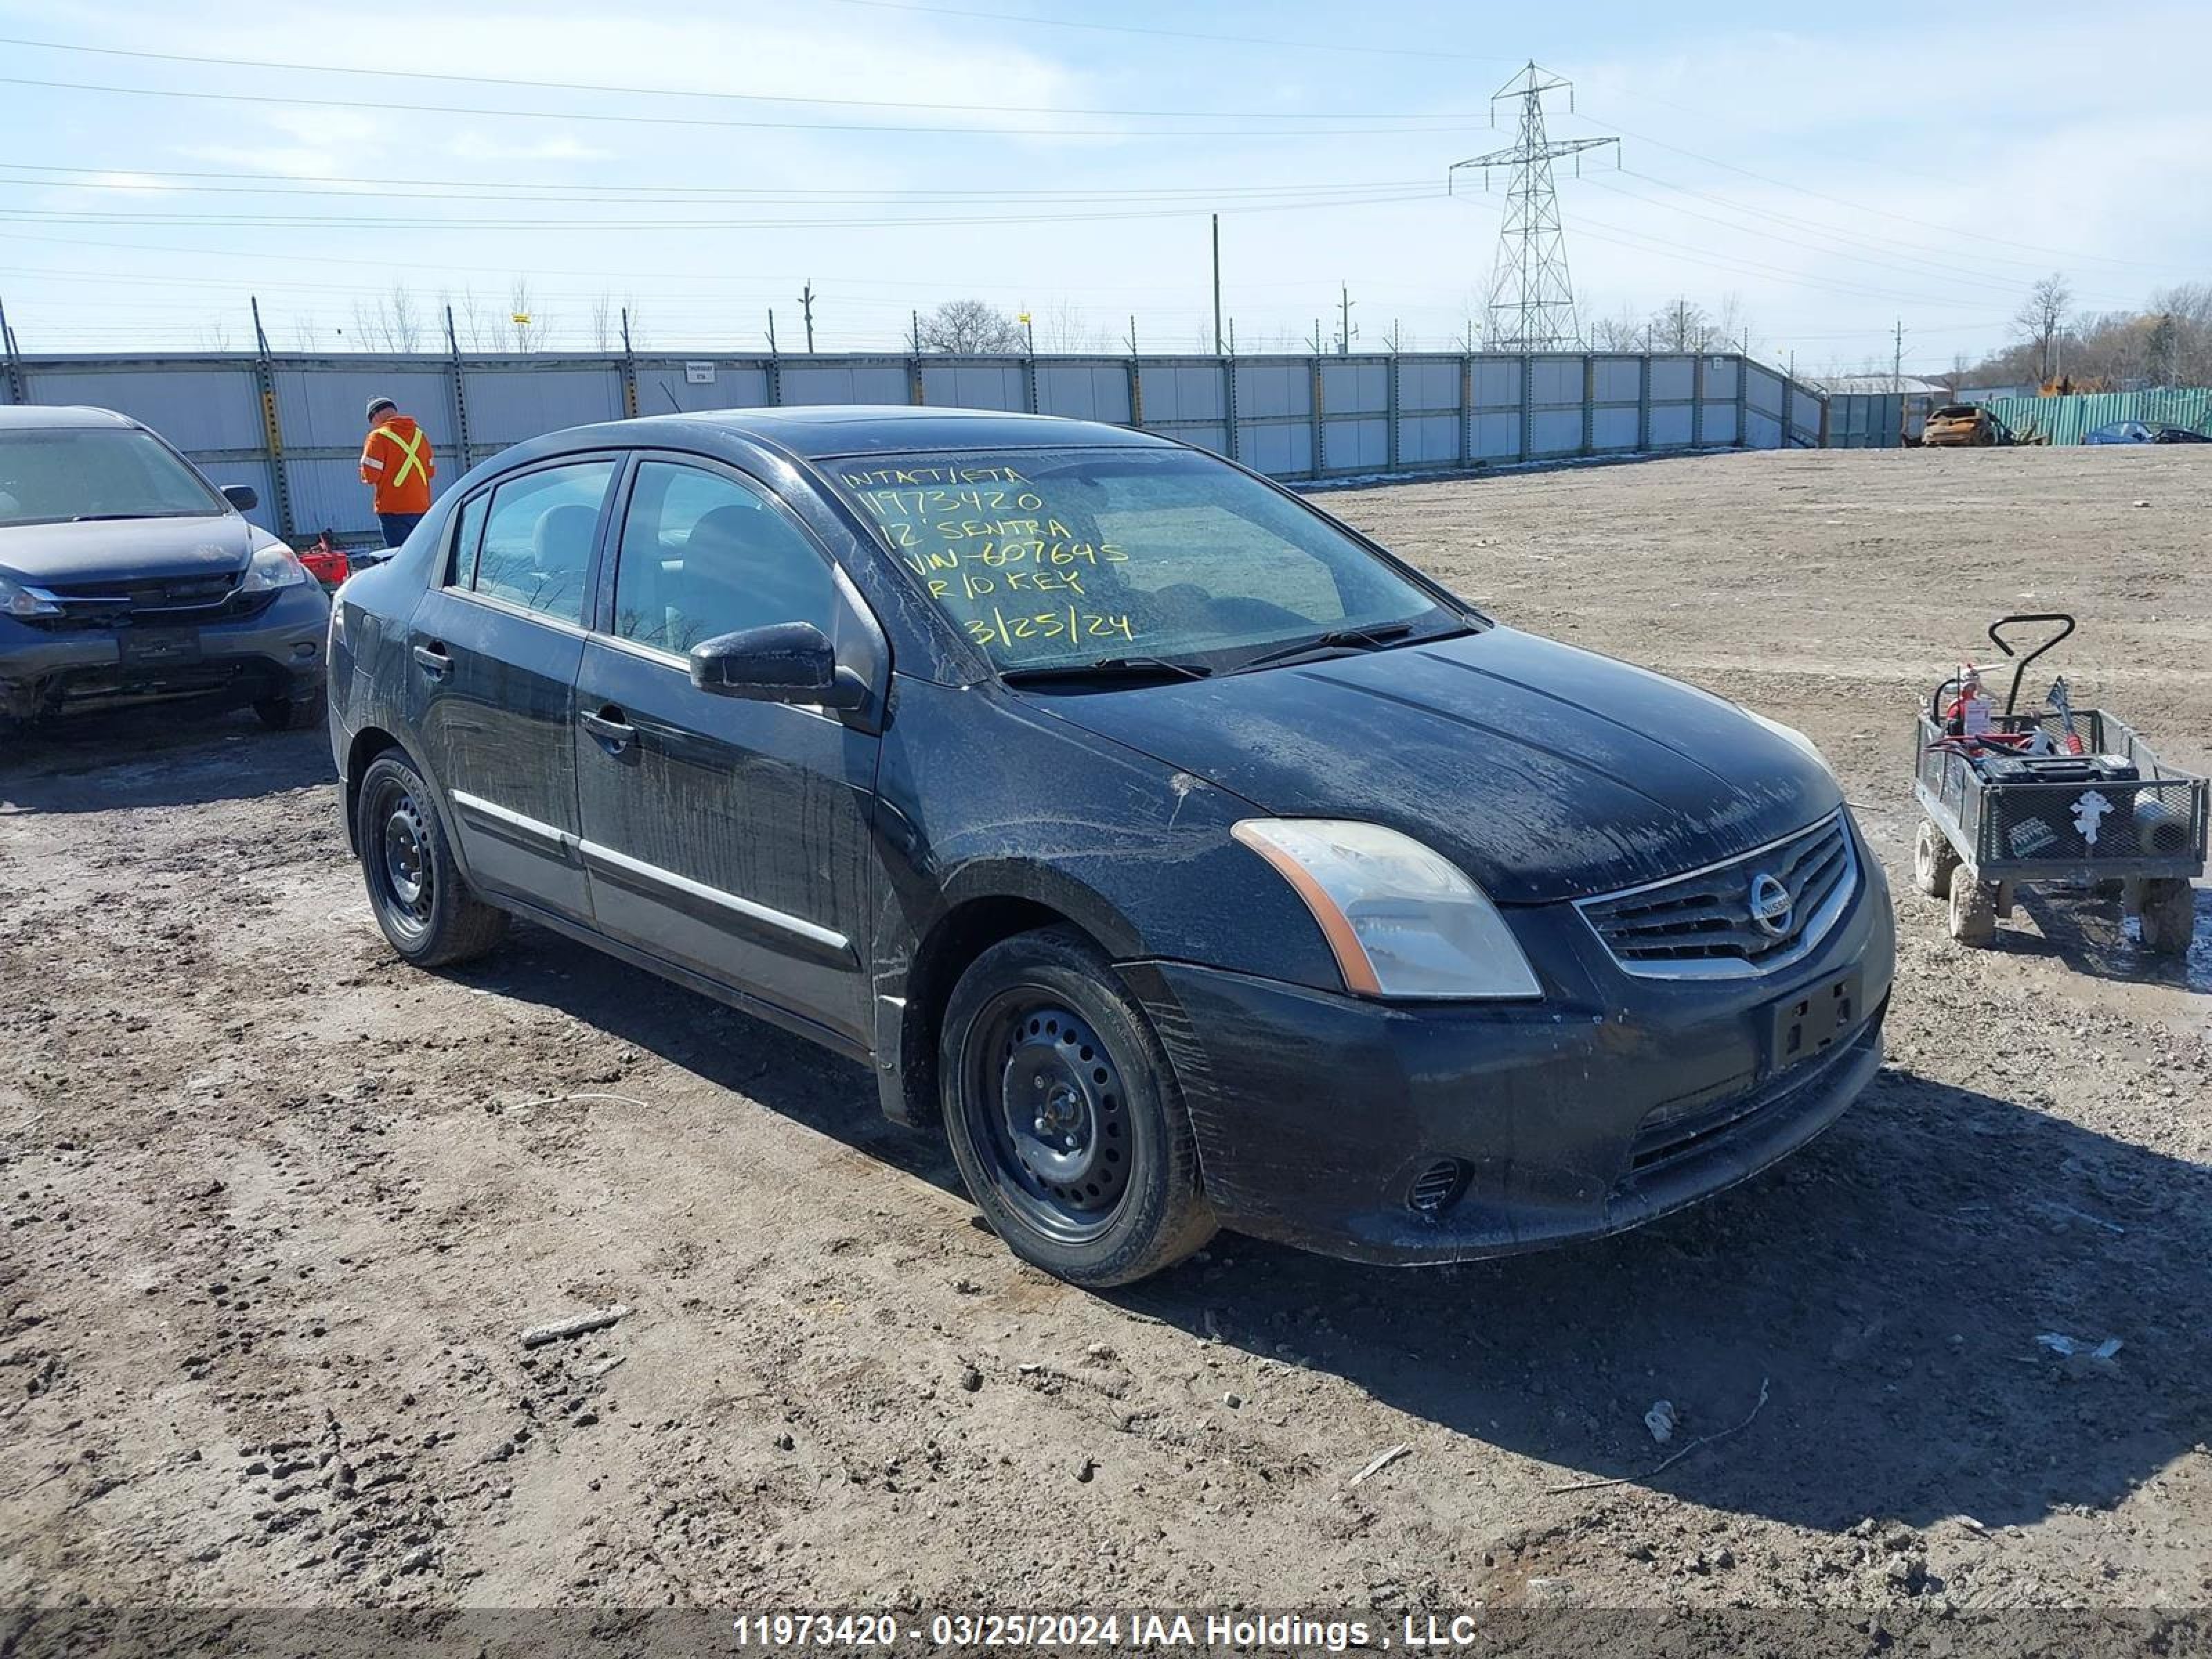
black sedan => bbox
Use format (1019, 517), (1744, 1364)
(329, 408), (1893, 1286)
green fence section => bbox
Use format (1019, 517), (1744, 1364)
(1981, 388), (2212, 446)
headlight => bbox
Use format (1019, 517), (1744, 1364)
(0, 571), (61, 618)
(1231, 818), (1541, 1001)
(1743, 709), (1837, 780)
(238, 543), (309, 593)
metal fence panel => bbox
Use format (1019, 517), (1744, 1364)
(462, 364), (625, 449)
(26, 362), (265, 451)
(275, 362), (453, 456)
(1034, 359), (1131, 423)
(919, 359), (1025, 412)
(635, 359), (773, 413)
(3, 347), (1827, 538)
(777, 360), (908, 406)
(1649, 404), (1695, 447)
(1593, 407), (1639, 450)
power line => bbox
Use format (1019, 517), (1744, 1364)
(0, 73), (1489, 140)
(0, 186), (1450, 234)
(0, 162), (1436, 203)
(1567, 109), (2176, 274)
(810, 0), (1522, 63)
(0, 34), (1499, 122)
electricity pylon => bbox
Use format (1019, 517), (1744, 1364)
(1449, 62), (1618, 353)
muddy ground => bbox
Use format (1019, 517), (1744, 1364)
(3, 444), (2209, 1625)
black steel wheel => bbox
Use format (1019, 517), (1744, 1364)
(940, 928), (1213, 1286)
(353, 751), (509, 968)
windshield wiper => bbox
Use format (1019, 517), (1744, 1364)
(68, 512), (170, 523)
(1235, 621), (1421, 673)
(999, 655), (1214, 687)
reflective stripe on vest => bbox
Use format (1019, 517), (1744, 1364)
(379, 425), (428, 489)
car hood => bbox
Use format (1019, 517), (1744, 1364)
(0, 514), (257, 585)
(1031, 626), (1843, 905)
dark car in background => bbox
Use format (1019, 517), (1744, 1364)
(2083, 420), (2212, 444)
(330, 407), (1894, 1286)
(0, 406), (329, 735)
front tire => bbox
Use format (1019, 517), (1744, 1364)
(1913, 820), (1959, 899)
(939, 928), (1215, 1288)
(353, 751), (509, 968)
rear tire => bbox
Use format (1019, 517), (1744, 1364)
(1913, 820), (1959, 899)
(2138, 878), (2197, 957)
(354, 751), (509, 968)
(1949, 876), (1999, 946)
(939, 927), (1215, 1288)
(254, 691), (324, 731)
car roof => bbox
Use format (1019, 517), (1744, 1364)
(572, 406), (1178, 462)
(0, 404), (145, 431)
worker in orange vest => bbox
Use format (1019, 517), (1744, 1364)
(359, 396), (436, 547)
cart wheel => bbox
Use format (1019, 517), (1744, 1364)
(2137, 879), (2197, 957)
(1949, 877), (2000, 946)
(1913, 820), (1960, 899)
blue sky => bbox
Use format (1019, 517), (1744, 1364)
(0, 0), (2204, 373)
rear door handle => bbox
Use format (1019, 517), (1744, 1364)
(411, 642), (451, 678)
(579, 706), (636, 755)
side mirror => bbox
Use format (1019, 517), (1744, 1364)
(222, 484), (259, 512)
(689, 621), (864, 709)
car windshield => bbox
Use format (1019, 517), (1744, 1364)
(0, 427), (227, 528)
(832, 446), (1467, 674)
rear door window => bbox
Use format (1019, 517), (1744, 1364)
(467, 460), (617, 625)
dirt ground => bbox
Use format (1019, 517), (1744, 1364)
(3, 445), (2209, 1627)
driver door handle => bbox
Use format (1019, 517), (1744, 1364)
(579, 706), (636, 755)
(411, 642), (451, 678)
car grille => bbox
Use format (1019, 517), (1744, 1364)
(17, 570), (272, 631)
(1576, 812), (1857, 977)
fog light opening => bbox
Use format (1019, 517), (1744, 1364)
(1407, 1157), (1469, 1217)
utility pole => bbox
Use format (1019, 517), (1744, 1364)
(1386, 319), (1403, 354)
(1125, 315), (1138, 355)
(1447, 62), (1618, 352)
(1227, 317), (1237, 355)
(1338, 281), (1356, 355)
(1309, 317), (1327, 355)
(1211, 214), (1224, 355)
(798, 281), (816, 352)
(910, 309), (922, 355)
(767, 308), (778, 355)
(1892, 319), (1904, 390)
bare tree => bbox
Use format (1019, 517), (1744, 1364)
(589, 293), (617, 352)
(506, 276), (544, 353)
(917, 299), (1026, 354)
(348, 283), (424, 352)
(2014, 273), (2072, 384)
(1649, 297), (1714, 353)
(199, 319), (233, 351)
(290, 314), (321, 352)
(1035, 299), (1100, 353)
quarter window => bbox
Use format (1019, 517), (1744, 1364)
(610, 462), (836, 653)
(468, 460), (616, 624)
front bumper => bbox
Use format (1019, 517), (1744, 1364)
(1123, 829), (1895, 1264)
(0, 582), (328, 720)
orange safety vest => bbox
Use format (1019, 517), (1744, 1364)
(359, 416), (435, 514)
